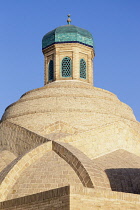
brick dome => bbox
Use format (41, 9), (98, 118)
(1, 80), (136, 145)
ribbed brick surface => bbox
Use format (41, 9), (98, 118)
(1, 81), (136, 145)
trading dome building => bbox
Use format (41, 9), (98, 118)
(1, 16), (140, 209)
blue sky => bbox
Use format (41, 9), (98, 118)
(0, 0), (140, 121)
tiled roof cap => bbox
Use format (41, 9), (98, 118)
(42, 25), (94, 49)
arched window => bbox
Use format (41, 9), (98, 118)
(80, 59), (86, 79)
(48, 60), (54, 81)
(61, 57), (72, 77)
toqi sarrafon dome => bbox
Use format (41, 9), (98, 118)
(1, 15), (140, 209)
(1, 16), (139, 158)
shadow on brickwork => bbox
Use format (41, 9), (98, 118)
(105, 168), (140, 194)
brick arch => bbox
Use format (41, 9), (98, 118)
(52, 141), (111, 190)
(0, 142), (52, 202)
(0, 141), (111, 202)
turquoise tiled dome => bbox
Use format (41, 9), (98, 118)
(42, 25), (94, 49)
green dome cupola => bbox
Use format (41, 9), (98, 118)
(42, 15), (95, 86)
(42, 25), (94, 49)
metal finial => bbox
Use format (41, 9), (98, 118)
(67, 14), (71, 25)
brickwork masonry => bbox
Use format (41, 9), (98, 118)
(1, 186), (140, 210)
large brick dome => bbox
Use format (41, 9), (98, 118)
(1, 80), (136, 137)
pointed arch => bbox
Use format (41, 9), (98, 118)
(48, 60), (54, 81)
(61, 57), (72, 77)
(80, 59), (86, 79)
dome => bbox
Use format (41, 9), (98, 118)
(42, 25), (94, 49)
(1, 80), (136, 141)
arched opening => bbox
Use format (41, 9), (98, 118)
(80, 59), (86, 79)
(61, 57), (72, 77)
(48, 60), (54, 81)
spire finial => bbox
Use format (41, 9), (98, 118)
(67, 14), (71, 25)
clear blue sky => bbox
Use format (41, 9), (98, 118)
(0, 0), (140, 121)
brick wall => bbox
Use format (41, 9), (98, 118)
(0, 186), (70, 210)
(70, 186), (140, 210)
(1, 186), (140, 210)
(0, 150), (16, 173)
(0, 120), (48, 155)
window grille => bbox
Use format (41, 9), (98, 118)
(61, 57), (72, 77)
(48, 60), (54, 81)
(80, 59), (86, 79)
